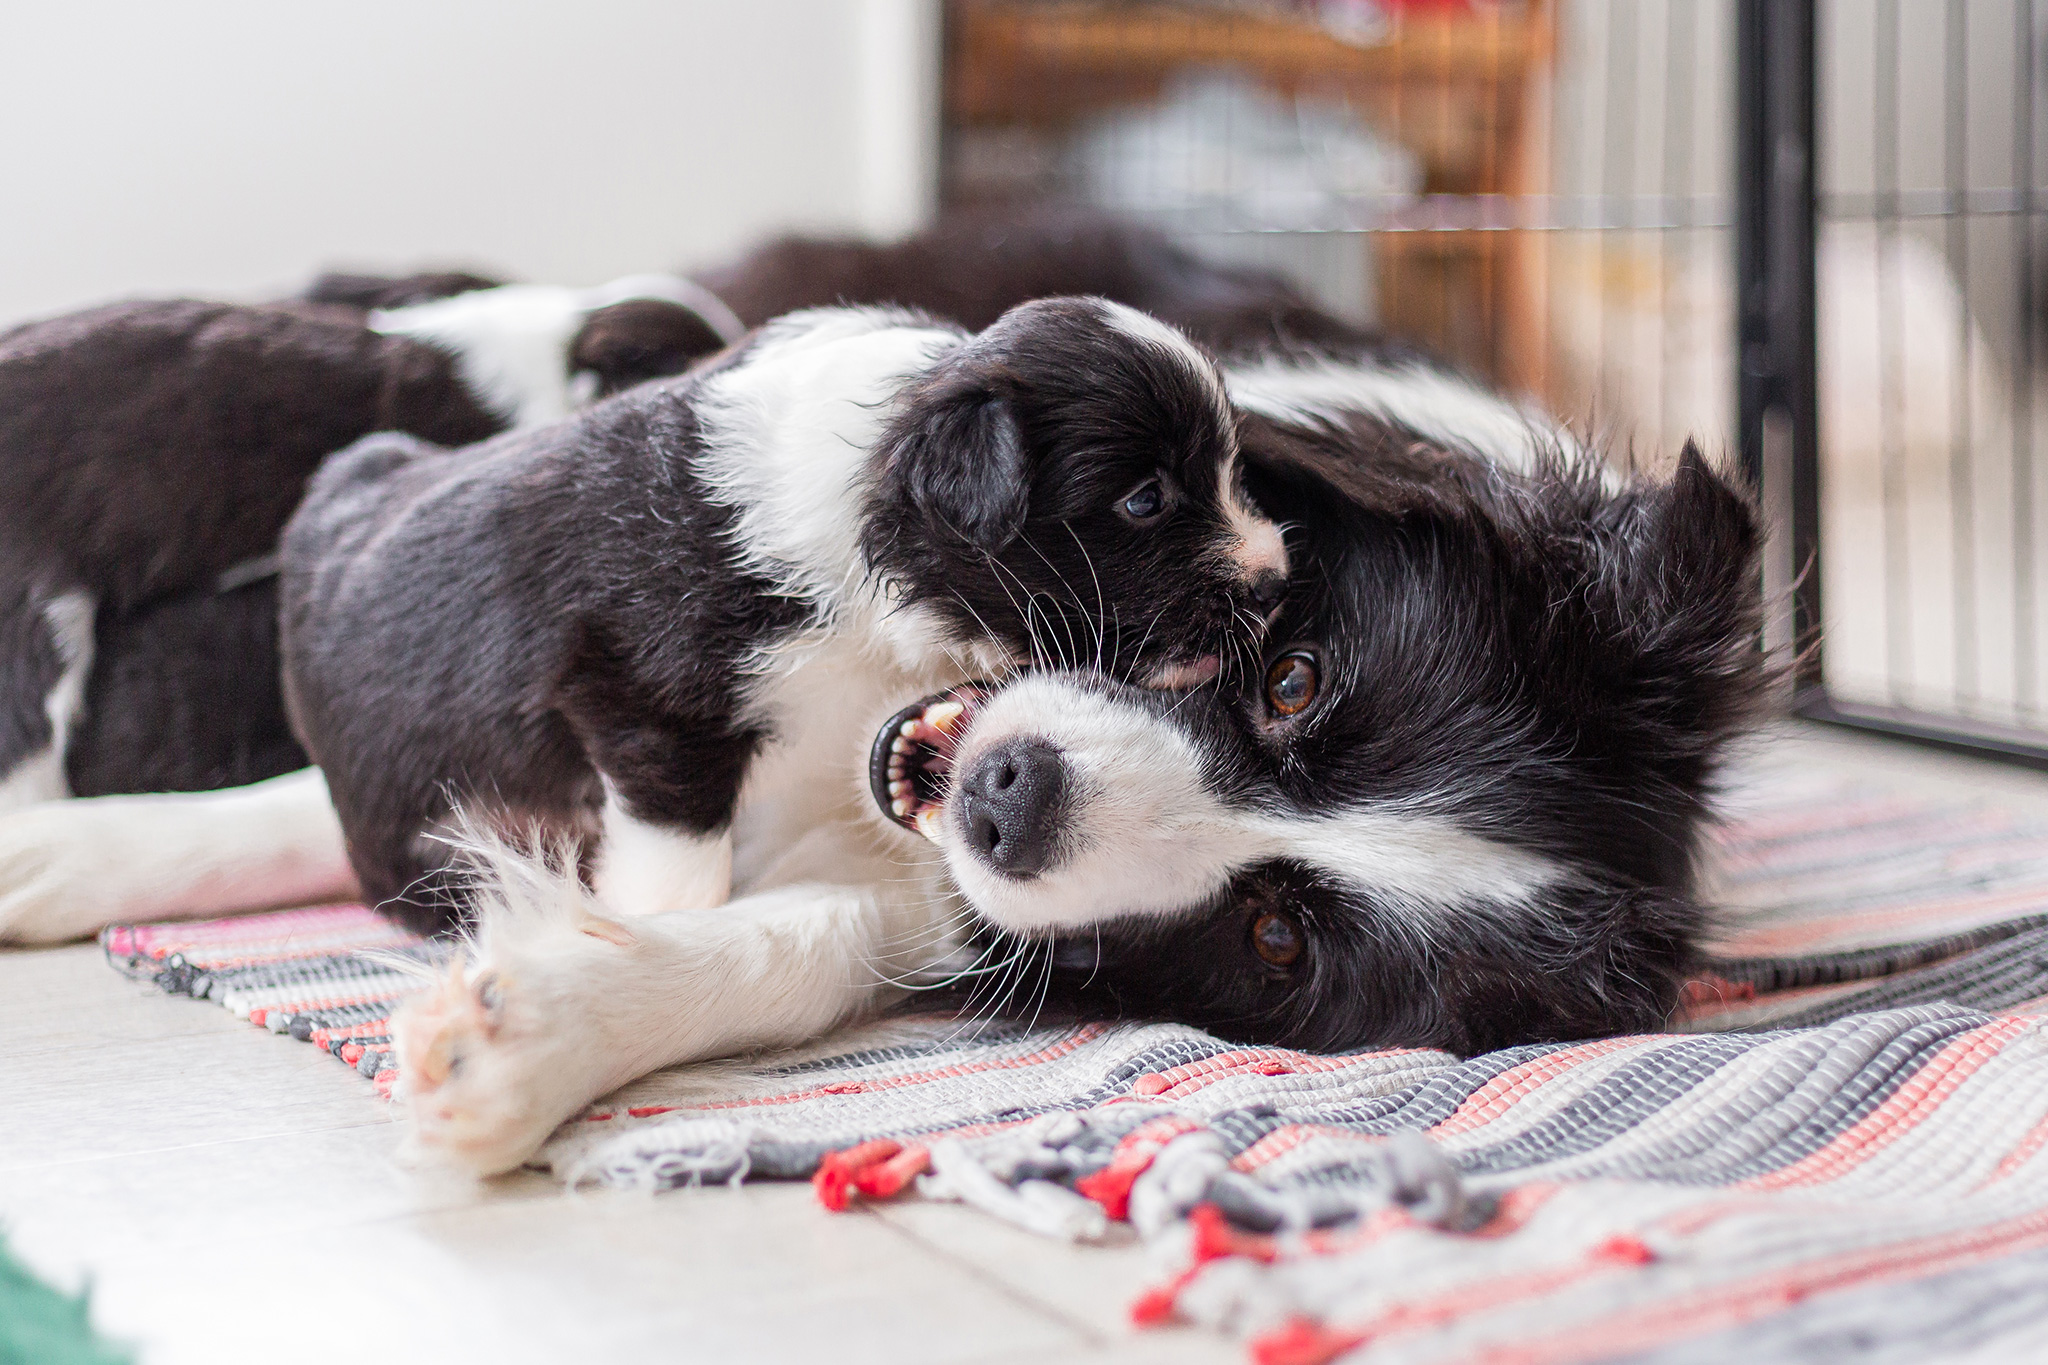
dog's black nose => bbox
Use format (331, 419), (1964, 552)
(1247, 571), (1287, 613)
(959, 738), (1066, 878)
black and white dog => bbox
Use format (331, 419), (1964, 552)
(0, 291), (1760, 1172)
(280, 298), (1287, 932)
(372, 360), (1759, 1174)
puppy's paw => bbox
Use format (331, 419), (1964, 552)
(0, 800), (137, 944)
(391, 933), (636, 1177)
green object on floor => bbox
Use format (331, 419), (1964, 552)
(0, 1234), (131, 1365)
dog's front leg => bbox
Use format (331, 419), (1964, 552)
(555, 656), (752, 918)
(392, 865), (918, 1177)
(591, 781), (733, 918)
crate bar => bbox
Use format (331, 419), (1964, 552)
(2017, 0), (2039, 723)
(1756, 0), (2048, 764)
(1736, 0), (1819, 682)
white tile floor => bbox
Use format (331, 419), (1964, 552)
(4, 722), (2046, 1365)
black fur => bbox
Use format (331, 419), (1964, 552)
(951, 429), (1765, 1055)
(698, 206), (1383, 357)
(0, 299), (499, 781)
(281, 301), (1263, 934)
(280, 397), (805, 922)
(862, 300), (1265, 682)
(567, 299), (730, 401)
(68, 580), (309, 795)
(301, 270), (505, 313)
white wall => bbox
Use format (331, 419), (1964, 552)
(0, 0), (938, 326)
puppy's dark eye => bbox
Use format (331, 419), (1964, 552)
(1265, 651), (1319, 717)
(1119, 479), (1167, 523)
(1251, 909), (1304, 969)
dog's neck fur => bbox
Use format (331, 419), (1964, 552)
(685, 309), (994, 897)
(690, 307), (1005, 677)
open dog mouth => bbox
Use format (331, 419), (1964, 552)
(869, 683), (991, 839)
(869, 657), (1218, 838)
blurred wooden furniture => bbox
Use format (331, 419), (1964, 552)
(942, 0), (1557, 391)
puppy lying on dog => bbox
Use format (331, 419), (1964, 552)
(384, 367), (1761, 1173)
(0, 285), (1758, 1172)
(281, 298), (1287, 932)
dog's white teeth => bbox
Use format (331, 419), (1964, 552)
(891, 797), (913, 818)
(924, 700), (966, 732)
(899, 720), (920, 738)
(888, 779), (910, 798)
(891, 736), (913, 755)
(914, 806), (943, 841)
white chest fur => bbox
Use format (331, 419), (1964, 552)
(687, 310), (979, 898)
(728, 628), (959, 896)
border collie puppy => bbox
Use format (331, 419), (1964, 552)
(0, 299), (502, 812)
(279, 298), (1286, 933)
(375, 388), (1758, 1175)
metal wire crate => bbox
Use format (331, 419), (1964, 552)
(942, 0), (2048, 766)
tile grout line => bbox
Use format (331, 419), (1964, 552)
(4, 1025), (260, 1062)
(860, 1205), (1115, 1351)
(0, 1115), (400, 1177)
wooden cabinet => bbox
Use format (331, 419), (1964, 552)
(941, 0), (1557, 390)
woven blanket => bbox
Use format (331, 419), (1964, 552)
(104, 769), (2048, 1363)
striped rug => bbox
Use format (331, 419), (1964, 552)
(104, 768), (2048, 1362)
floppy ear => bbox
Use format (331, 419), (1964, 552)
(568, 300), (724, 398)
(875, 384), (1030, 554)
(300, 269), (505, 311)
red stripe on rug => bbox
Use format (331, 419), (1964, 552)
(1727, 885), (2048, 955)
(1484, 1206), (2048, 1364)
(1741, 1016), (2035, 1192)
(1429, 1035), (1652, 1138)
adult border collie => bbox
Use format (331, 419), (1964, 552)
(281, 298), (1286, 931)
(0, 211), (1362, 820)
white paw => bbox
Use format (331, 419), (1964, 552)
(0, 799), (140, 943)
(392, 910), (644, 1177)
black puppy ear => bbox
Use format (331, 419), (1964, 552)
(1640, 442), (1759, 608)
(300, 270), (505, 311)
(878, 390), (1029, 554)
(568, 300), (725, 398)
(1617, 442), (1765, 738)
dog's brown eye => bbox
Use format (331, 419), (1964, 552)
(1265, 652), (1318, 716)
(1120, 479), (1166, 523)
(1251, 909), (1304, 969)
